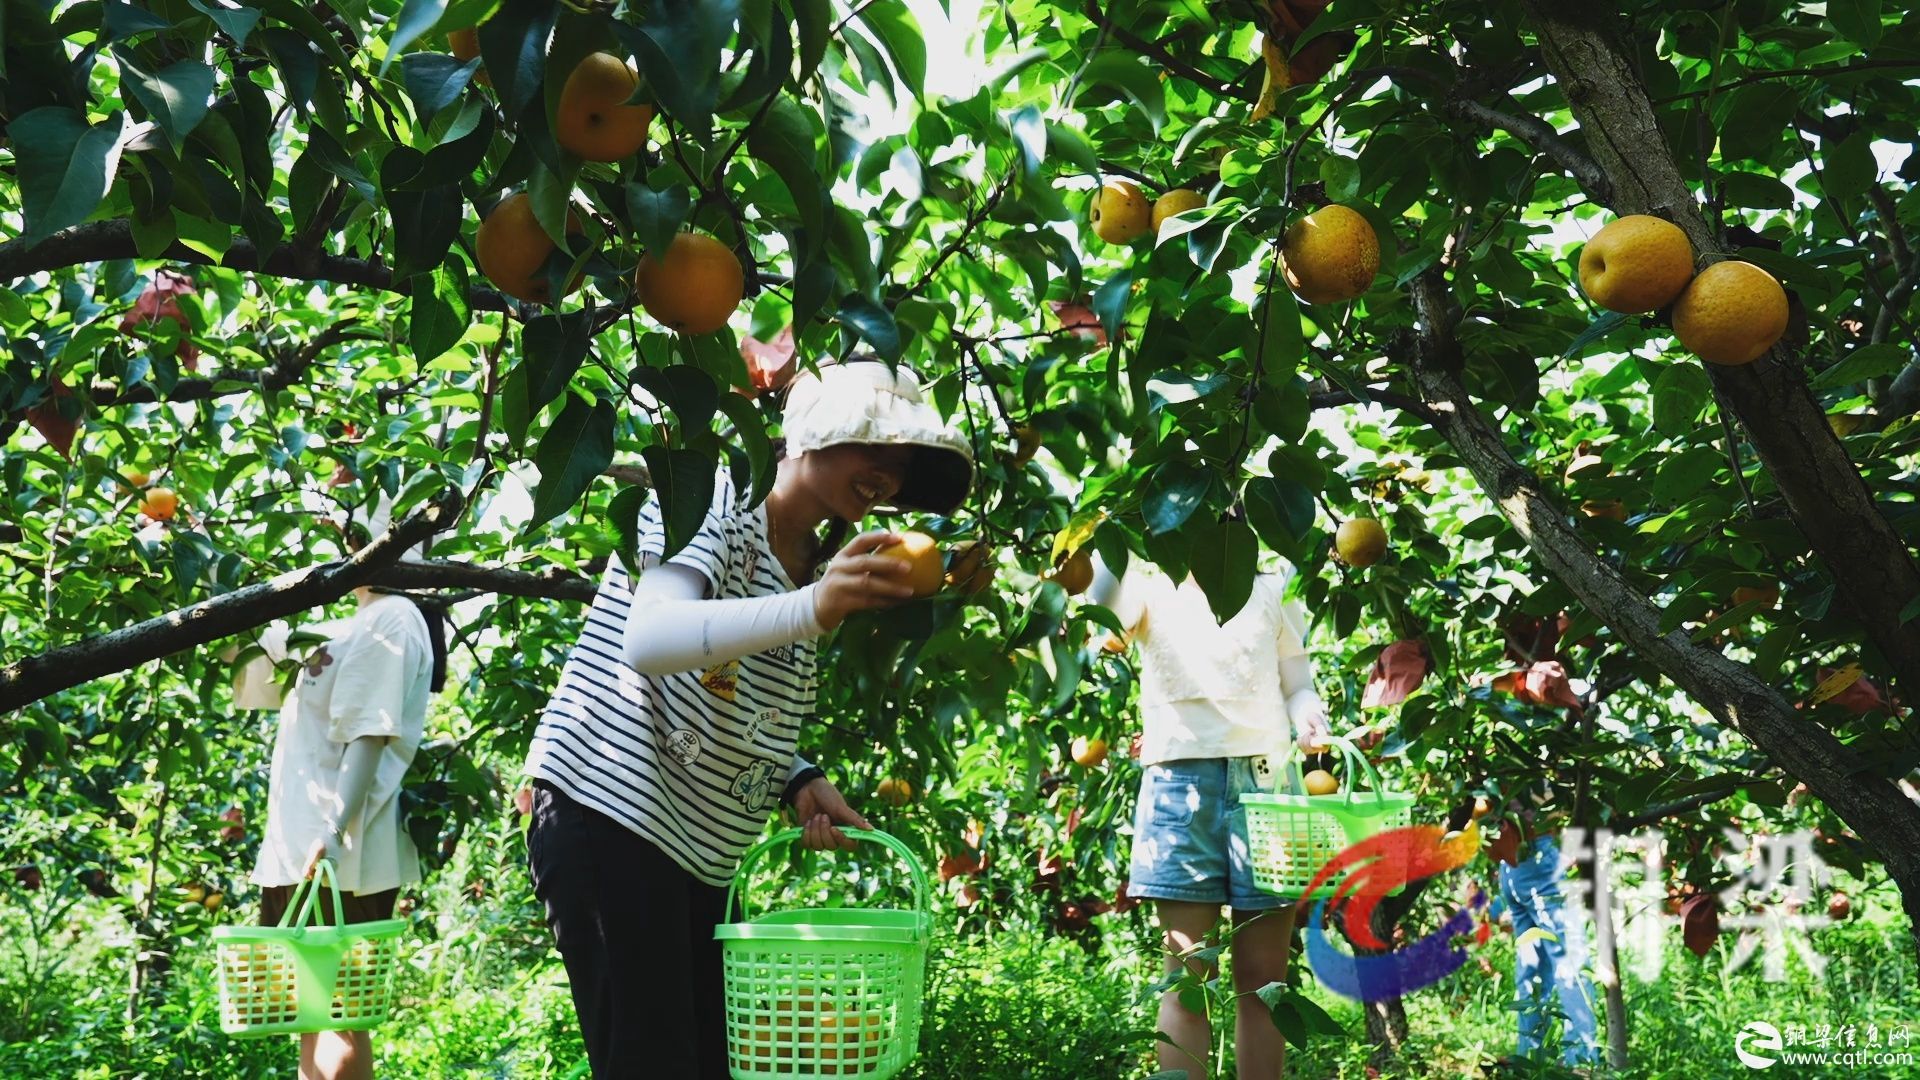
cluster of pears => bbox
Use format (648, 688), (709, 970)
(456, 33), (744, 334)
(1577, 214), (1788, 365)
(1087, 180), (1207, 244)
(1089, 181), (1382, 307)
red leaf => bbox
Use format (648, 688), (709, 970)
(24, 376), (77, 458)
(1681, 894), (1719, 958)
(121, 271), (201, 370)
(1814, 665), (1890, 715)
(1361, 638), (1432, 708)
(1047, 300), (1109, 345)
(740, 326), (797, 397)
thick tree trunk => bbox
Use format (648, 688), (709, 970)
(1520, 2), (1920, 708)
(1403, 269), (1920, 962)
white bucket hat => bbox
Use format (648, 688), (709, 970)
(781, 359), (974, 515)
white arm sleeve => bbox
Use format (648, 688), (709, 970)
(1087, 553), (1147, 633)
(327, 736), (386, 842)
(1275, 593), (1328, 736)
(622, 560), (827, 676)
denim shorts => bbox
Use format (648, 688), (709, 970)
(1129, 757), (1287, 911)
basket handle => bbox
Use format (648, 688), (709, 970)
(726, 827), (930, 924)
(1293, 734), (1392, 809)
(279, 856), (347, 931)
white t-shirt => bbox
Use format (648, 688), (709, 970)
(1108, 568), (1320, 765)
(523, 469), (817, 888)
(251, 594), (431, 894)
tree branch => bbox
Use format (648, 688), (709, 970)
(1308, 386), (1441, 428)
(1402, 261), (1920, 959)
(0, 488), (464, 714)
(1079, 2), (1254, 103)
(1613, 782), (1758, 832)
(0, 221), (511, 312)
(1444, 94), (1612, 204)
(1648, 59), (1920, 105)
(1523, 2), (1920, 725)
(92, 320), (371, 407)
(365, 559), (595, 602)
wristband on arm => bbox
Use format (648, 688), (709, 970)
(782, 766), (827, 808)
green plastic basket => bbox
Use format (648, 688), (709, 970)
(211, 858), (405, 1037)
(1242, 735), (1415, 900)
(716, 827), (931, 1079)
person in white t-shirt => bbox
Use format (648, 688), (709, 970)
(231, 583), (444, 1080)
(522, 357), (973, 1079)
(1089, 556), (1330, 1080)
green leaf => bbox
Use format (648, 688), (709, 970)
(716, 393), (774, 508)
(478, 0), (557, 119)
(184, 0), (260, 46)
(627, 180), (692, 261)
(1077, 53), (1164, 132)
(748, 97), (827, 264)
(1717, 83), (1801, 162)
(1319, 155), (1361, 202)
(1561, 309), (1631, 359)
(1245, 473), (1315, 554)
(1145, 460), (1211, 535)
(858, 1), (925, 100)
(400, 53), (478, 120)
(1810, 342), (1910, 390)
(101, 2), (172, 41)
(836, 295), (902, 361)
(1651, 446), (1722, 505)
(1092, 270), (1134, 343)
(13, 108), (126, 245)
(528, 393), (616, 532)
(382, 0), (451, 74)
(1651, 363), (1711, 436)
(1829, 0), (1883, 49)
(408, 262), (470, 363)
(1044, 121), (1099, 175)
(632, 365), (720, 435)
(1010, 105), (1046, 175)
(171, 531), (217, 604)
(1820, 133), (1877, 207)
(1010, 582), (1070, 650)
(608, 484), (648, 577)
(500, 361), (531, 452)
(1256, 281), (1303, 380)
(1188, 517), (1257, 622)
(257, 29), (320, 113)
(380, 150), (461, 280)
(787, 0), (830, 80)
(620, 0), (742, 142)
(523, 310), (596, 413)
(640, 446), (718, 560)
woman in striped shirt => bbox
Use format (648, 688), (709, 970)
(522, 359), (972, 1078)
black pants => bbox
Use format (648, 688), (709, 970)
(527, 780), (732, 1079)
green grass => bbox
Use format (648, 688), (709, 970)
(6, 869), (1917, 1079)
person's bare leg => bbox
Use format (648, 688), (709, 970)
(1157, 900), (1224, 1080)
(1230, 907), (1296, 1079)
(302, 1030), (373, 1080)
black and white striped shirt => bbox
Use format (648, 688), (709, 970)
(524, 470), (816, 887)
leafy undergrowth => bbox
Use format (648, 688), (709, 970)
(6, 845), (1917, 1080)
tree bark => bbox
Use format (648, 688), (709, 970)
(0, 488), (464, 714)
(0, 221), (510, 312)
(1404, 268), (1920, 961)
(1520, 2), (1920, 713)
(1591, 834), (1629, 1069)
